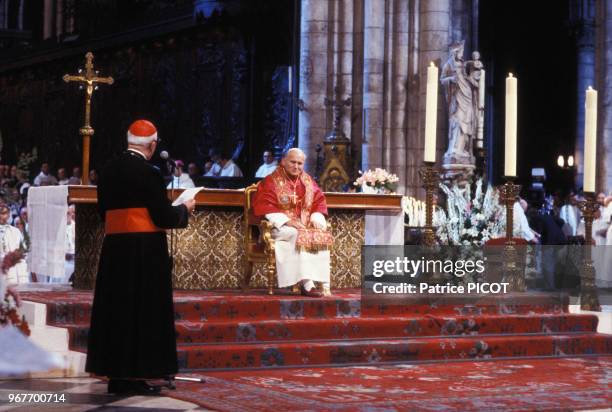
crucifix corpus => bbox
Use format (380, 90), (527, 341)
(63, 52), (114, 185)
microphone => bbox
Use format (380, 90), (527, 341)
(160, 150), (176, 167)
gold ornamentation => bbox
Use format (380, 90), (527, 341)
(577, 193), (601, 311)
(74, 206), (366, 290)
(419, 162), (440, 247)
(499, 178), (524, 291)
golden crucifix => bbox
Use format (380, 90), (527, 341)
(63, 52), (114, 185)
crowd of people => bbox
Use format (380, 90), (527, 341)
(0, 161), (81, 286)
(513, 190), (612, 246)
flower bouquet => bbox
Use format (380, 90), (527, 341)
(354, 168), (399, 194)
(436, 178), (505, 247)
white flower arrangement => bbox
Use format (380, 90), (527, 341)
(354, 168), (399, 194)
(402, 196), (426, 227)
(436, 178), (505, 246)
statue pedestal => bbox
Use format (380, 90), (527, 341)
(441, 163), (475, 187)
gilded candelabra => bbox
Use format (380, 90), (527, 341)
(419, 161), (440, 247)
(499, 177), (524, 291)
(577, 193), (601, 311)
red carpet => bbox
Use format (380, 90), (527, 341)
(21, 289), (612, 370)
(168, 356), (612, 411)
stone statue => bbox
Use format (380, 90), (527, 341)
(440, 41), (483, 181)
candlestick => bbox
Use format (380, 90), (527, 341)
(504, 73), (517, 177)
(499, 177), (523, 291)
(419, 161), (440, 247)
(424, 62), (438, 163)
(577, 193), (601, 310)
(583, 87), (597, 193)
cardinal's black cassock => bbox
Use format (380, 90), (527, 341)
(86, 149), (188, 379)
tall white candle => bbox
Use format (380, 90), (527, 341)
(583, 86), (597, 193)
(504, 73), (517, 177)
(424, 62), (438, 163)
(288, 66), (292, 94)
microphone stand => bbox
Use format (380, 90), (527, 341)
(169, 161), (176, 268)
(163, 161), (206, 389)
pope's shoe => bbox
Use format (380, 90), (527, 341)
(300, 284), (323, 298)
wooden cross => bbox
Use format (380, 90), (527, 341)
(63, 52), (114, 185)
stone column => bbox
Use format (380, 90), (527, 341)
(405, 0), (450, 195)
(601, 0), (612, 193)
(361, 0), (385, 171)
(298, 0), (330, 172)
(571, 0), (596, 190)
(381, 0), (410, 193)
(43, 0), (53, 39)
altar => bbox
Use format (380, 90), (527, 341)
(69, 186), (403, 290)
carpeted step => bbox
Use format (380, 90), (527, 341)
(172, 295), (569, 322)
(22, 290), (569, 325)
(173, 313), (598, 344)
(177, 333), (612, 370)
(53, 313), (599, 353)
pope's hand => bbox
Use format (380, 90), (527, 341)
(184, 198), (196, 213)
(286, 220), (306, 229)
(310, 220), (325, 230)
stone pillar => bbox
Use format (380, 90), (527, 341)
(405, 0), (450, 195)
(601, 0), (612, 193)
(299, 0), (355, 174)
(571, 0), (596, 190)
(43, 0), (53, 39)
(361, 0), (385, 171)
(299, 0), (329, 172)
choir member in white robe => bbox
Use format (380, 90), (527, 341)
(219, 157), (243, 177)
(253, 149), (332, 297)
(166, 160), (195, 189)
(255, 150), (278, 178)
(513, 199), (537, 243)
(559, 193), (581, 237)
(0, 204), (28, 285)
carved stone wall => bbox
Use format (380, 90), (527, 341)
(298, 0), (462, 196)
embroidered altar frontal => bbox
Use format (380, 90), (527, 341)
(70, 186), (402, 290)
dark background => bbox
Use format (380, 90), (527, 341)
(0, 0), (297, 179)
(0, 0), (581, 193)
(480, 0), (578, 193)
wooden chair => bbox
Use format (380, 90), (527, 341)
(243, 183), (277, 294)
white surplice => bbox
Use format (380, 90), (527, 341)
(265, 212), (330, 288)
(0, 225), (28, 285)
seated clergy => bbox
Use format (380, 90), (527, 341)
(255, 150), (278, 178)
(167, 160), (195, 189)
(253, 148), (333, 297)
(219, 152), (243, 177)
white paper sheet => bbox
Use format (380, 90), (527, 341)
(172, 187), (203, 206)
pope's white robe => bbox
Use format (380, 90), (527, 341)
(0, 225), (28, 285)
(266, 212), (330, 288)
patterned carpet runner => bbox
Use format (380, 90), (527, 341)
(167, 357), (612, 411)
(21, 289), (612, 371)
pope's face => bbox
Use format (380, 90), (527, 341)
(282, 152), (305, 179)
